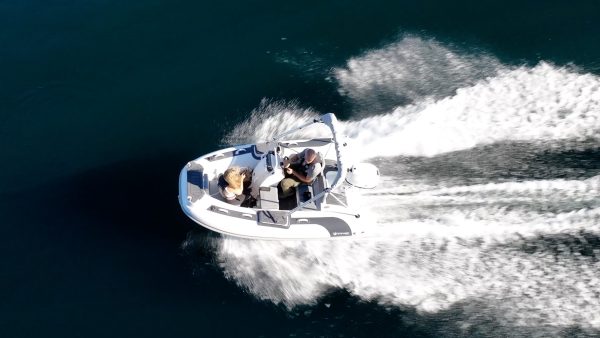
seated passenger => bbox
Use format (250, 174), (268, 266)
(219, 166), (252, 205)
(279, 148), (323, 198)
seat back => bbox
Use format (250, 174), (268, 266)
(210, 174), (241, 204)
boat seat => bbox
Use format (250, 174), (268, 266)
(209, 176), (238, 204)
(186, 170), (207, 203)
(208, 177), (222, 197)
(312, 175), (325, 196)
(322, 164), (338, 188)
(325, 171), (337, 187)
(301, 163), (337, 207)
(296, 184), (318, 210)
(259, 186), (279, 210)
(322, 164), (345, 206)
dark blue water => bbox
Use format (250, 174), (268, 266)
(2, 1), (600, 337)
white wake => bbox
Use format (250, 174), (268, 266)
(215, 37), (600, 333)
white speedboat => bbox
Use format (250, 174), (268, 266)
(178, 113), (379, 240)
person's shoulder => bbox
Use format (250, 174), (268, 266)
(223, 186), (236, 197)
(310, 162), (323, 175)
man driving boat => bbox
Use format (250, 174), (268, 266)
(279, 148), (323, 198)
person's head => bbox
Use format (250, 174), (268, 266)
(304, 149), (317, 165)
(223, 167), (243, 188)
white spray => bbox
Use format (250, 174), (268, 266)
(214, 37), (600, 333)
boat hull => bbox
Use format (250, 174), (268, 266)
(178, 142), (368, 240)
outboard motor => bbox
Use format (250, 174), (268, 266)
(345, 163), (380, 189)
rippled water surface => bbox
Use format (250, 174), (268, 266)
(2, 1), (600, 337)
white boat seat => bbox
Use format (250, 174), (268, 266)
(325, 170), (337, 188)
(323, 164), (338, 188)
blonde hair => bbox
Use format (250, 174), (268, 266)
(223, 167), (243, 189)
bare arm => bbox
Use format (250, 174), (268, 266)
(283, 153), (301, 168)
(286, 168), (313, 183)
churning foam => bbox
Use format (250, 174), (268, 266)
(334, 36), (504, 113)
(227, 66), (600, 159)
(341, 62), (600, 159)
(223, 99), (323, 146)
(215, 37), (600, 333)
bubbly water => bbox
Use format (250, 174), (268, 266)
(214, 37), (600, 334)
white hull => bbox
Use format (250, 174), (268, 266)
(178, 114), (377, 240)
